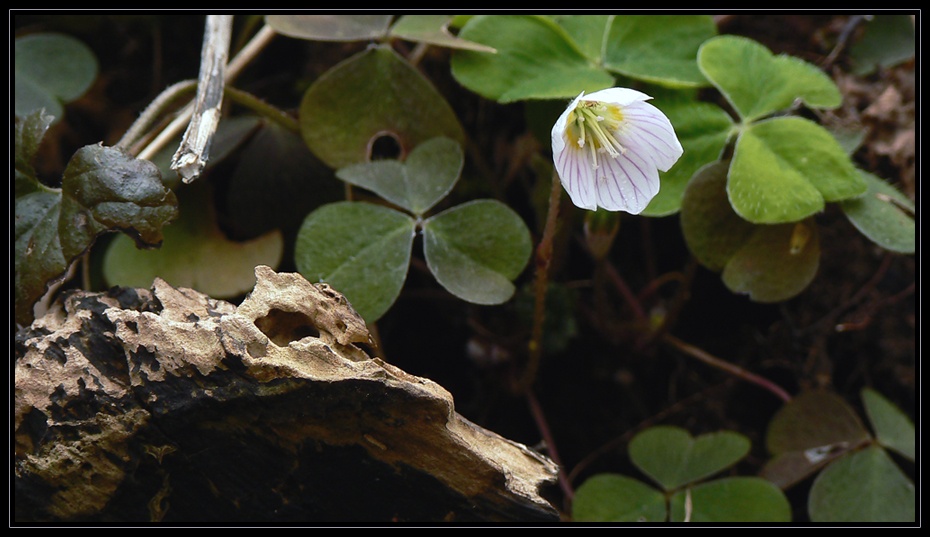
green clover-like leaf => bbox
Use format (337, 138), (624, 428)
(336, 137), (463, 216)
(861, 388), (915, 462)
(808, 446), (915, 522)
(389, 15), (497, 52)
(669, 478), (791, 522)
(451, 15), (614, 103)
(103, 180), (282, 299)
(729, 117), (866, 224)
(422, 199), (532, 305)
(849, 15), (915, 76)
(602, 15), (717, 88)
(265, 14), (393, 42)
(698, 35), (841, 122)
(680, 160), (821, 302)
(642, 99), (734, 216)
(629, 426), (751, 491)
(300, 45), (464, 169)
(761, 390), (871, 489)
(572, 474), (667, 522)
(295, 201), (416, 323)
(840, 170), (915, 254)
(15, 32), (98, 121)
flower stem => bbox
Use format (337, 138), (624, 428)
(521, 168), (562, 391)
(662, 333), (792, 403)
(117, 80), (198, 152)
(526, 389), (574, 504)
(136, 23), (277, 162)
(223, 86), (299, 133)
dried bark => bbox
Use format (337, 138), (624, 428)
(14, 266), (559, 523)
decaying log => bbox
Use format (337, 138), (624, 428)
(14, 266), (560, 523)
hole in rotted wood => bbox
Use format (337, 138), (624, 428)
(254, 309), (322, 347)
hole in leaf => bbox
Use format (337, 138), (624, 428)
(367, 131), (404, 161)
(254, 309), (322, 346)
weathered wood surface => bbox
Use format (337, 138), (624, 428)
(14, 266), (560, 523)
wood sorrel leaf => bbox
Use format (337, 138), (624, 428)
(698, 35), (841, 122)
(265, 14), (392, 42)
(553, 15), (611, 62)
(761, 390), (871, 489)
(840, 170), (915, 254)
(422, 200), (532, 305)
(300, 45), (464, 169)
(729, 117), (866, 224)
(450, 15), (614, 103)
(849, 15), (915, 76)
(15, 123), (178, 325)
(103, 180), (282, 299)
(681, 160), (821, 302)
(642, 100), (734, 216)
(295, 202), (416, 323)
(721, 219), (820, 303)
(861, 388), (915, 462)
(14, 32), (98, 121)
(389, 15), (496, 52)
(808, 446), (915, 522)
(226, 120), (342, 237)
(336, 137), (463, 216)
(669, 478), (791, 522)
(603, 15), (717, 88)
(572, 474), (666, 522)
(680, 160), (757, 271)
(629, 426), (751, 491)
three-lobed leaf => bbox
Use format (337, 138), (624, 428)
(572, 474), (667, 522)
(265, 14), (392, 42)
(642, 100), (734, 216)
(728, 117), (866, 224)
(300, 46), (464, 169)
(451, 15), (614, 103)
(761, 390), (871, 489)
(337, 137), (463, 216)
(680, 160), (821, 302)
(840, 170), (915, 254)
(808, 446), (915, 522)
(603, 15), (717, 88)
(720, 220), (820, 303)
(104, 180), (282, 299)
(452, 15), (716, 103)
(861, 388), (915, 461)
(698, 35), (841, 123)
(389, 15), (497, 52)
(668, 478), (791, 522)
(423, 200), (532, 305)
(15, 32), (98, 121)
(295, 202), (416, 323)
(629, 426), (751, 491)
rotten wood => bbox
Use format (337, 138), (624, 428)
(14, 266), (559, 523)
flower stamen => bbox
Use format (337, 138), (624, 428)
(568, 102), (628, 170)
(551, 87), (683, 213)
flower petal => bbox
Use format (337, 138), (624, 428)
(551, 86), (682, 213)
(617, 101), (684, 172)
(553, 137), (597, 211)
(583, 87), (652, 107)
(593, 142), (660, 214)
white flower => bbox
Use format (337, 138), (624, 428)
(551, 88), (683, 213)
